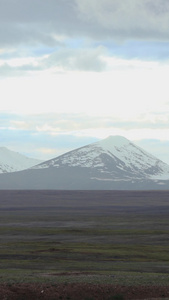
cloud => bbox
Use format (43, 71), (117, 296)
(0, 1), (169, 165)
(1, 0), (169, 50)
(0, 46), (107, 76)
(43, 47), (107, 72)
(0, 0), (75, 47)
(75, 0), (169, 40)
(1, 0), (169, 78)
(1, 111), (169, 133)
(0, 63), (41, 77)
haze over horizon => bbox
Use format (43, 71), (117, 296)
(1, 0), (169, 163)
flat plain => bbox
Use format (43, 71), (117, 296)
(1, 190), (169, 299)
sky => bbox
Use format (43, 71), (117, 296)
(1, 0), (169, 163)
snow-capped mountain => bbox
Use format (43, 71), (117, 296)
(32, 136), (169, 181)
(0, 136), (169, 190)
(0, 147), (42, 173)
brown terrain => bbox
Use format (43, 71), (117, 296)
(1, 282), (169, 299)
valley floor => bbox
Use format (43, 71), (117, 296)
(1, 190), (169, 299)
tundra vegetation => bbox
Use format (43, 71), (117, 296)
(0, 190), (169, 287)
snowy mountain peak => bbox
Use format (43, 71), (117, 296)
(99, 135), (130, 146)
(33, 135), (169, 182)
(1, 136), (169, 190)
(97, 135), (131, 152)
(0, 147), (43, 173)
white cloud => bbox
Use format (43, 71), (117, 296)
(43, 47), (107, 72)
(0, 0), (169, 163)
(0, 56), (168, 119)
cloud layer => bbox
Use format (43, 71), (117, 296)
(1, 0), (169, 49)
(0, 0), (169, 164)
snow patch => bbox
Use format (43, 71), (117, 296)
(0, 147), (43, 173)
(32, 135), (169, 181)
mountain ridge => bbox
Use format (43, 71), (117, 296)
(0, 135), (169, 190)
(32, 135), (169, 181)
(0, 147), (43, 173)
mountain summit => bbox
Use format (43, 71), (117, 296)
(32, 135), (169, 181)
(0, 136), (169, 189)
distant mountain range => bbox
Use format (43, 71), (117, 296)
(0, 136), (169, 190)
(0, 147), (42, 173)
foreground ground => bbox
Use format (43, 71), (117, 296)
(1, 282), (169, 300)
(1, 190), (169, 299)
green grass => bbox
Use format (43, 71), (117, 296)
(1, 226), (169, 236)
(1, 238), (169, 283)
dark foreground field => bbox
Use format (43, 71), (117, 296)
(1, 190), (169, 299)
